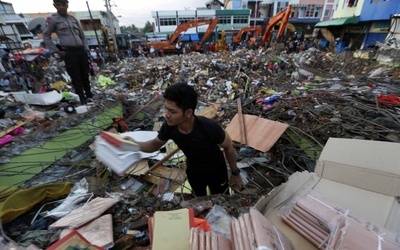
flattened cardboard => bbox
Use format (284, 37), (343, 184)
(47, 230), (103, 250)
(225, 114), (288, 152)
(49, 197), (119, 229)
(60, 214), (114, 249)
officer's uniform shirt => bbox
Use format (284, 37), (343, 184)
(43, 13), (88, 53)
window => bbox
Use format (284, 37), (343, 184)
(343, 0), (358, 8)
(277, 2), (289, 11)
(159, 18), (177, 26)
(81, 20), (91, 31)
(305, 4), (315, 17)
(233, 16), (248, 24)
(178, 17), (195, 24)
(15, 24), (29, 35)
(324, 9), (330, 17)
(80, 20), (101, 31)
(218, 16), (231, 24)
(374, 21), (389, 29)
(0, 4), (14, 14)
(242, 0), (248, 9)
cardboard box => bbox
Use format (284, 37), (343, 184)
(313, 138), (400, 233)
(255, 138), (400, 249)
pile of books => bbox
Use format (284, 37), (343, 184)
(94, 131), (141, 176)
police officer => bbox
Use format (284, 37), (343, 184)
(43, 0), (93, 104)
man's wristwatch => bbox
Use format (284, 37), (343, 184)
(231, 168), (241, 176)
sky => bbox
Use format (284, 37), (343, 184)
(7, 0), (206, 27)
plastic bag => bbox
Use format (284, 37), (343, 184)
(205, 204), (234, 239)
(46, 178), (91, 219)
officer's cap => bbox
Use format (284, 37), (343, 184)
(53, 0), (69, 3)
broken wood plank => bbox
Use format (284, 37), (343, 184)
(0, 116), (35, 138)
(237, 98), (247, 145)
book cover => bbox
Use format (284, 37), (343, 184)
(149, 208), (194, 250)
(100, 131), (140, 151)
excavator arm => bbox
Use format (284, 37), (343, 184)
(232, 26), (262, 44)
(261, 5), (292, 46)
(200, 17), (218, 43)
(147, 17), (218, 52)
(169, 18), (217, 44)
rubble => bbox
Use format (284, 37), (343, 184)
(1, 45), (400, 249)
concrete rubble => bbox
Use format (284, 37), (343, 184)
(1, 45), (400, 249)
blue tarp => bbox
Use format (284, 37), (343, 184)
(180, 34), (200, 41)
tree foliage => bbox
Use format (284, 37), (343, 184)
(121, 24), (139, 33)
(143, 21), (153, 33)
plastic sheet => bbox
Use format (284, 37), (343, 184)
(205, 204), (234, 239)
(46, 178), (91, 219)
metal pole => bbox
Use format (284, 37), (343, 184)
(105, 0), (118, 59)
(86, 1), (104, 59)
(254, 0), (258, 27)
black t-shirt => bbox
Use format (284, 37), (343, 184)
(158, 115), (226, 175)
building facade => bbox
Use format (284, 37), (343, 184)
(316, 0), (400, 50)
(150, 8), (251, 41)
(225, 0), (326, 38)
(0, 1), (33, 50)
(321, 0), (339, 21)
(359, 0), (400, 49)
(260, 0), (325, 39)
(22, 10), (120, 48)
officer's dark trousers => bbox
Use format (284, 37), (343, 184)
(62, 46), (92, 102)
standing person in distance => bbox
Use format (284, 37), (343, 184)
(125, 83), (243, 197)
(43, 0), (94, 104)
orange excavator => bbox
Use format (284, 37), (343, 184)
(232, 25), (262, 44)
(147, 17), (218, 52)
(260, 5), (292, 46)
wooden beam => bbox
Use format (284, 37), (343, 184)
(237, 98), (247, 145)
(146, 147), (181, 173)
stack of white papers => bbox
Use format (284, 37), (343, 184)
(94, 136), (141, 176)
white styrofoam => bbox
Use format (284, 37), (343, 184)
(12, 91), (63, 105)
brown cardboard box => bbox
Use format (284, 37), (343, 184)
(256, 138), (400, 249)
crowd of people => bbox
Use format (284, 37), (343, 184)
(0, 58), (44, 93)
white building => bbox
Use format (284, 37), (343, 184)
(0, 1), (34, 50)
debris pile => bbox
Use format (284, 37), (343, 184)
(1, 45), (400, 249)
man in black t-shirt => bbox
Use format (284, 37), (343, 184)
(127, 83), (243, 196)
